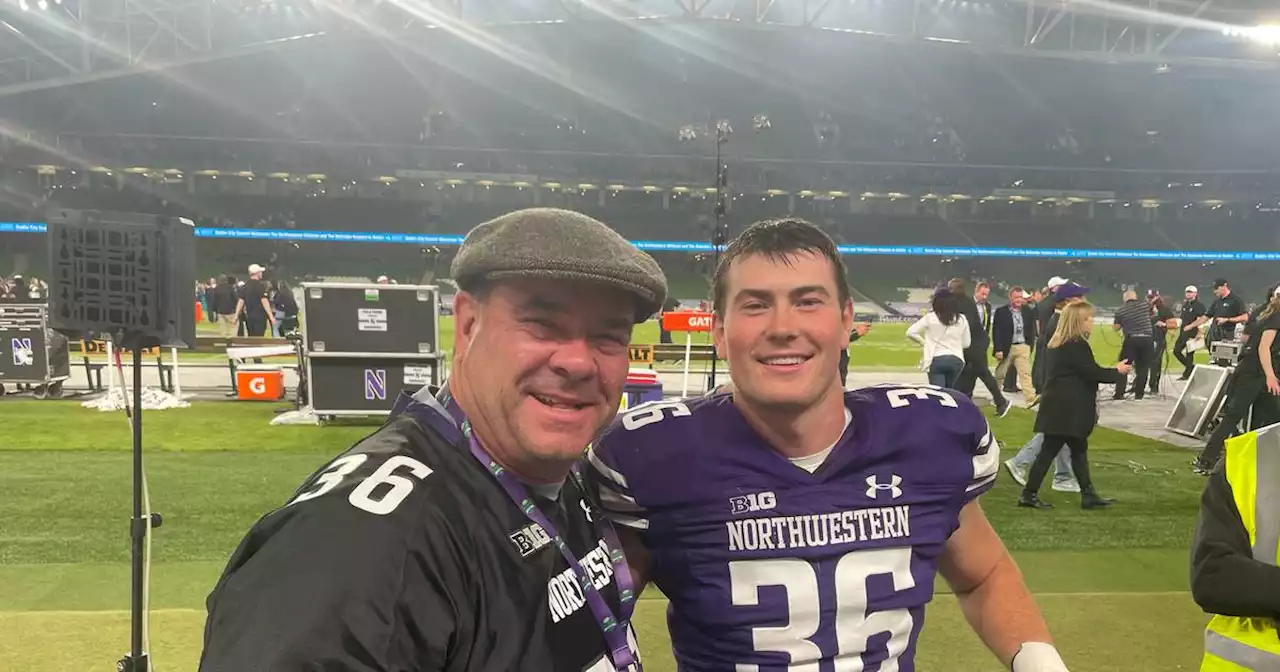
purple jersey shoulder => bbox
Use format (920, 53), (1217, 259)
(583, 385), (1001, 671)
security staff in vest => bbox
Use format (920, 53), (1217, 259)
(1111, 289), (1155, 401)
(1193, 286), (1280, 475)
(1176, 286), (1209, 380)
(1190, 421), (1280, 671)
(1208, 279), (1249, 348)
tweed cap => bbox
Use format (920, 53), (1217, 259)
(450, 208), (667, 322)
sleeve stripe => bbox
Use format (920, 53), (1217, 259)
(597, 485), (645, 514)
(967, 472), (998, 493)
(586, 445), (630, 490)
(972, 435), (1000, 482)
(610, 514), (650, 530)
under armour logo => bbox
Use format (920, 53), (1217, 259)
(866, 474), (903, 500)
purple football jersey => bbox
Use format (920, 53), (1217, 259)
(584, 384), (999, 672)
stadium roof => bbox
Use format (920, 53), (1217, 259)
(2, 0), (1280, 99)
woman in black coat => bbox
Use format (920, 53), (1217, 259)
(1020, 301), (1132, 510)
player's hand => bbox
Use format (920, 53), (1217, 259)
(1012, 642), (1070, 672)
(1268, 375), (1280, 396)
(1215, 316), (1227, 324)
(1116, 360), (1133, 375)
(853, 323), (870, 337)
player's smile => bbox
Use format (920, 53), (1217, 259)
(757, 353), (814, 373)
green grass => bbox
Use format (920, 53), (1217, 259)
(116, 319), (1205, 372)
(0, 390), (1212, 671)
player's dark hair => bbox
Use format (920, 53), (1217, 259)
(711, 218), (850, 315)
(932, 290), (961, 326)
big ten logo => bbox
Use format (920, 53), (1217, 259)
(80, 340), (159, 356)
(509, 522), (553, 557)
(729, 491), (777, 515)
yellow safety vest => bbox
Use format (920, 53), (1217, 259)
(1201, 424), (1280, 671)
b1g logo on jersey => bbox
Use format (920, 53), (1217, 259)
(510, 522), (553, 557)
(729, 491), (777, 515)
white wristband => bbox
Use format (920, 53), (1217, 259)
(1011, 642), (1069, 672)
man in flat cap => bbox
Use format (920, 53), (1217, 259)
(200, 208), (665, 672)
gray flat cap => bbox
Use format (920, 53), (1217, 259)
(451, 208), (667, 322)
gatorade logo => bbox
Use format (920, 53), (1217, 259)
(249, 377), (267, 395)
(688, 315), (712, 329)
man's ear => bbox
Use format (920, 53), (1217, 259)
(842, 297), (855, 333)
(712, 312), (727, 355)
(452, 291), (482, 363)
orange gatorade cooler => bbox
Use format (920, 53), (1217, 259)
(236, 366), (285, 401)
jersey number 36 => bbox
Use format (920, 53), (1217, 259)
(730, 547), (915, 671)
(286, 454), (433, 516)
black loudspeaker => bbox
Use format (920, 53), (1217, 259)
(45, 209), (196, 349)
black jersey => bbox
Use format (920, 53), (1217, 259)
(199, 393), (639, 672)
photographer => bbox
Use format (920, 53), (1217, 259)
(1192, 286), (1280, 475)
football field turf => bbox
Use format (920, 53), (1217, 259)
(1, 368), (1213, 672)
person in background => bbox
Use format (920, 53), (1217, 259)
(1190, 422), (1280, 670)
(1020, 301), (1131, 510)
(658, 296), (680, 345)
(1193, 285), (1280, 475)
(273, 280), (300, 335)
(212, 274), (240, 338)
(1006, 281), (1092, 494)
(1111, 289), (1155, 400)
(235, 264), (275, 338)
(1146, 291), (1175, 395)
(836, 321), (871, 387)
(1207, 279), (1249, 349)
(952, 278), (1011, 416)
(1033, 277), (1070, 390)
(1175, 285), (1208, 380)
(993, 286), (1039, 406)
(905, 288), (970, 387)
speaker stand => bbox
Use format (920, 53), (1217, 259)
(118, 340), (162, 672)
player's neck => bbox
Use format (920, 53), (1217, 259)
(447, 379), (572, 487)
(736, 384), (848, 460)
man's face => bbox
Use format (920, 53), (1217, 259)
(1186, 290), (1197, 302)
(1010, 291), (1025, 309)
(975, 286), (990, 302)
(1031, 290), (1043, 303)
(452, 279), (635, 470)
(1216, 285), (1229, 298)
(713, 251), (853, 411)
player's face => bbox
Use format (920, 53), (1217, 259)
(714, 251), (853, 410)
(452, 279), (635, 480)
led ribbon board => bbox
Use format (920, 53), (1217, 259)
(2, 222), (1275, 261)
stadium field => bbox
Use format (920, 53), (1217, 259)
(169, 317), (1196, 372)
(0, 375), (1211, 671)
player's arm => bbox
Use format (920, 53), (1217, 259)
(939, 501), (1067, 671)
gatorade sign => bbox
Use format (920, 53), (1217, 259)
(249, 377), (267, 395)
(661, 311), (714, 333)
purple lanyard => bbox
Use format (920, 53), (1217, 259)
(398, 391), (639, 670)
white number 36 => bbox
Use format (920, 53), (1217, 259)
(287, 454), (433, 516)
